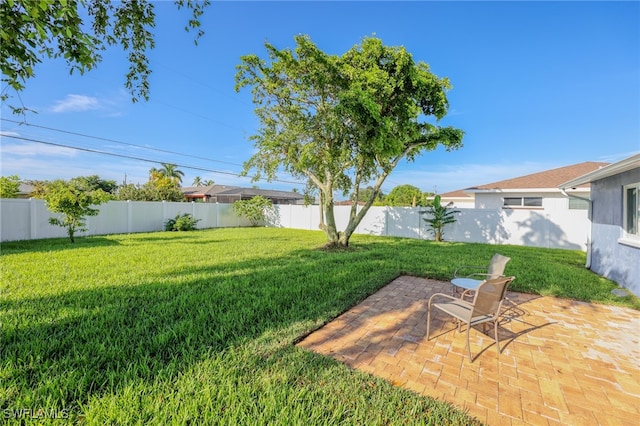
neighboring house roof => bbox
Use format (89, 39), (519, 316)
(18, 183), (34, 197)
(559, 154), (640, 189)
(216, 187), (303, 201)
(181, 184), (303, 202)
(438, 189), (473, 200)
(334, 200), (366, 206)
(182, 184), (240, 197)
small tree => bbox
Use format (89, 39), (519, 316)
(36, 179), (110, 243)
(233, 196), (275, 227)
(0, 175), (21, 198)
(423, 194), (459, 242)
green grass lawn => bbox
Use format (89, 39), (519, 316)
(1, 228), (637, 424)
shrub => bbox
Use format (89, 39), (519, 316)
(233, 196), (275, 226)
(0, 175), (20, 198)
(164, 213), (200, 231)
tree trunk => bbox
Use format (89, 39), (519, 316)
(323, 193), (340, 245)
(318, 191), (326, 231)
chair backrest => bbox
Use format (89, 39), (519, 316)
(471, 276), (515, 318)
(487, 253), (511, 278)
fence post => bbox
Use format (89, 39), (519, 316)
(162, 201), (167, 226)
(384, 207), (389, 236)
(30, 198), (37, 240)
(127, 200), (132, 233)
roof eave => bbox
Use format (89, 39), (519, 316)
(464, 188), (581, 194)
(559, 153), (640, 189)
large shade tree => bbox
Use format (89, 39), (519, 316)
(236, 35), (464, 247)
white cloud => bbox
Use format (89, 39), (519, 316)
(50, 94), (100, 113)
(0, 141), (77, 157)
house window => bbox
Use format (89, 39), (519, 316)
(624, 183), (640, 237)
(503, 197), (543, 208)
(568, 198), (590, 210)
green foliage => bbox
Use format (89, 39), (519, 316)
(0, 174), (20, 198)
(115, 168), (185, 202)
(236, 35), (464, 247)
(233, 195), (275, 226)
(34, 178), (111, 243)
(423, 194), (460, 242)
(0, 0), (209, 107)
(69, 175), (117, 194)
(115, 182), (185, 201)
(385, 184), (426, 207)
(356, 186), (385, 205)
(164, 213), (200, 231)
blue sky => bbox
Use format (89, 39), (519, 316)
(1, 0), (639, 195)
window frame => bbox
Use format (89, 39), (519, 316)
(568, 197), (590, 210)
(621, 182), (640, 246)
(502, 196), (543, 209)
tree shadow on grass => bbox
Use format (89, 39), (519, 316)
(0, 245), (423, 421)
(0, 236), (120, 254)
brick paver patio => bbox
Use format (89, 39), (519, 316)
(297, 276), (640, 425)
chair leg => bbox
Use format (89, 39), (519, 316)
(466, 324), (472, 362)
(426, 309), (432, 341)
(494, 320), (500, 358)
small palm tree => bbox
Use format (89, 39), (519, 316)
(149, 166), (161, 181)
(158, 163), (184, 185)
(423, 195), (460, 242)
(192, 176), (203, 187)
(203, 179), (215, 186)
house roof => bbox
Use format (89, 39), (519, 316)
(216, 187), (303, 200)
(464, 161), (610, 193)
(559, 153), (640, 189)
(182, 184), (241, 197)
(438, 189), (472, 199)
(18, 183), (34, 196)
(181, 184), (303, 201)
(437, 161), (611, 199)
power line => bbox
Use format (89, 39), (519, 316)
(1, 117), (244, 168)
(2, 134), (305, 186)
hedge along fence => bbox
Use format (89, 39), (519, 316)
(1, 199), (590, 251)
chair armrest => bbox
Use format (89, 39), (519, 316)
(453, 265), (486, 278)
(429, 292), (464, 306)
(463, 272), (497, 279)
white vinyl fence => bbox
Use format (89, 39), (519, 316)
(270, 204), (590, 251)
(0, 199), (251, 242)
(0, 199), (590, 251)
